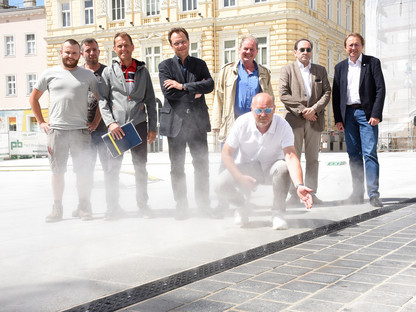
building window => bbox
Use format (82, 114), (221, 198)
(327, 0), (333, 20)
(5, 36), (15, 56)
(224, 0), (235, 7)
(84, 0), (94, 24)
(6, 75), (16, 96)
(27, 74), (37, 95)
(190, 42), (199, 58)
(145, 46), (161, 74)
(112, 0), (125, 20)
(309, 0), (316, 10)
(146, 0), (160, 16)
(254, 0), (267, 3)
(346, 2), (352, 30)
(336, 0), (342, 25)
(62, 2), (71, 27)
(182, 0), (197, 12)
(9, 117), (17, 131)
(255, 37), (268, 66)
(25, 34), (36, 55)
(223, 40), (236, 65)
(327, 48), (333, 77)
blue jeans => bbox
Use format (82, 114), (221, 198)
(344, 107), (380, 198)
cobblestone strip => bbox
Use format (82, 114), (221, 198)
(123, 206), (416, 312)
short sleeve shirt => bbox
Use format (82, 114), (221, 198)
(226, 112), (294, 170)
(35, 66), (98, 130)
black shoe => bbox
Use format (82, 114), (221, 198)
(343, 194), (364, 205)
(370, 196), (383, 208)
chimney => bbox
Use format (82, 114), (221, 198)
(23, 0), (36, 7)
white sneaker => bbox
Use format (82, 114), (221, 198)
(234, 209), (249, 227)
(272, 216), (288, 230)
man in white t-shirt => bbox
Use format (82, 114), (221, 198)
(30, 39), (99, 222)
(215, 93), (313, 230)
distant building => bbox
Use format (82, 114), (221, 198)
(43, 0), (363, 150)
(0, 0), (47, 132)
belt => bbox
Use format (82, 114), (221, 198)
(348, 104), (362, 109)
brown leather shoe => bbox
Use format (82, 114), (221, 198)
(45, 203), (63, 223)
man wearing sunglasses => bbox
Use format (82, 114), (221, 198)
(215, 93), (313, 230)
(279, 38), (331, 206)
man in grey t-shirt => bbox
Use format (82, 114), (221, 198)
(30, 39), (99, 222)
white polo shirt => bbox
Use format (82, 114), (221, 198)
(226, 112), (294, 171)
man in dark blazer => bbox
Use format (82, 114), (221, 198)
(279, 38), (331, 205)
(332, 33), (386, 208)
(159, 27), (214, 219)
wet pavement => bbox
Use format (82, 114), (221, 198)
(0, 151), (415, 312)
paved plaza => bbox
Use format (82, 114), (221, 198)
(0, 151), (415, 311)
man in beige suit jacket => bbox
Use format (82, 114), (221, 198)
(279, 39), (331, 204)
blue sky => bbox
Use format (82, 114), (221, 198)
(8, 0), (44, 7)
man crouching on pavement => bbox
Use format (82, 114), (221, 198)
(215, 93), (313, 230)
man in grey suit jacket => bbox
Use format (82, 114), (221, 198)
(159, 27), (214, 219)
(279, 39), (331, 205)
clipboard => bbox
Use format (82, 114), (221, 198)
(101, 121), (142, 157)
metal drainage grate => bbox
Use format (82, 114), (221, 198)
(62, 200), (415, 312)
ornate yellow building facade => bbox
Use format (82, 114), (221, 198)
(44, 0), (364, 143)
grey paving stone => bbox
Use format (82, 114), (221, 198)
(344, 252), (381, 262)
(400, 268), (416, 277)
(343, 301), (402, 312)
(371, 259), (410, 268)
(387, 274), (416, 286)
(312, 237), (346, 245)
(206, 289), (258, 304)
(383, 253), (416, 262)
(260, 288), (309, 303)
(343, 237), (381, 246)
(208, 272), (252, 284)
(184, 280), (232, 293)
(330, 259), (368, 269)
(289, 259), (326, 269)
(357, 264), (403, 276)
(290, 298), (343, 312)
(272, 265), (312, 276)
(229, 264), (270, 275)
(123, 298), (183, 312)
(331, 243), (361, 251)
(369, 241), (404, 250)
(303, 253), (341, 262)
(265, 251), (308, 262)
(252, 272), (297, 285)
(298, 272), (342, 284)
(329, 280), (375, 293)
(158, 288), (208, 304)
(311, 288), (362, 303)
(235, 298), (290, 312)
(230, 279), (277, 293)
(402, 301), (416, 312)
(280, 280), (327, 293)
(343, 272), (389, 284)
(295, 243), (328, 251)
(317, 248), (352, 257)
(315, 265), (357, 276)
(249, 259), (286, 269)
(357, 290), (414, 307)
(174, 299), (234, 312)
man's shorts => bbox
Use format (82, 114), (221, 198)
(47, 129), (93, 174)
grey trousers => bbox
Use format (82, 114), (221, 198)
(215, 160), (291, 215)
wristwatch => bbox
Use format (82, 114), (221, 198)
(182, 84), (186, 90)
(295, 183), (304, 190)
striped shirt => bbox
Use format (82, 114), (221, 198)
(121, 61), (137, 96)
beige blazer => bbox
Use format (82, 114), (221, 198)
(279, 62), (331, 131)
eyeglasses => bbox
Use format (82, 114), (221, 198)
(347, 44), (361, 48)
(172, 40), (188, 47)
(299, 48), (312, 53)
(253, 108), (274, 115)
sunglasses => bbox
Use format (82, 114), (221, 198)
(254, 108), (273, 115)
(299, 48), (312, 53)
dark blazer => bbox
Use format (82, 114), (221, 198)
(332, 54), (386, 124)
(279, 62), (331, 132)
(158, 56), (214, 138)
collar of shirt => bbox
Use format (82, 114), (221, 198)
(297, 59), (311, 71)
(121, 60), (137, 79)
(348, 53), (363, 66)
(238, 60), (259, 73)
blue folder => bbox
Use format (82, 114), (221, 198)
(101, 121), (142, 157)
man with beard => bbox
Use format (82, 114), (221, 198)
(30, 39), (99, 222)
(215, 93), (313, 230)
(69, 38), (108, 220)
